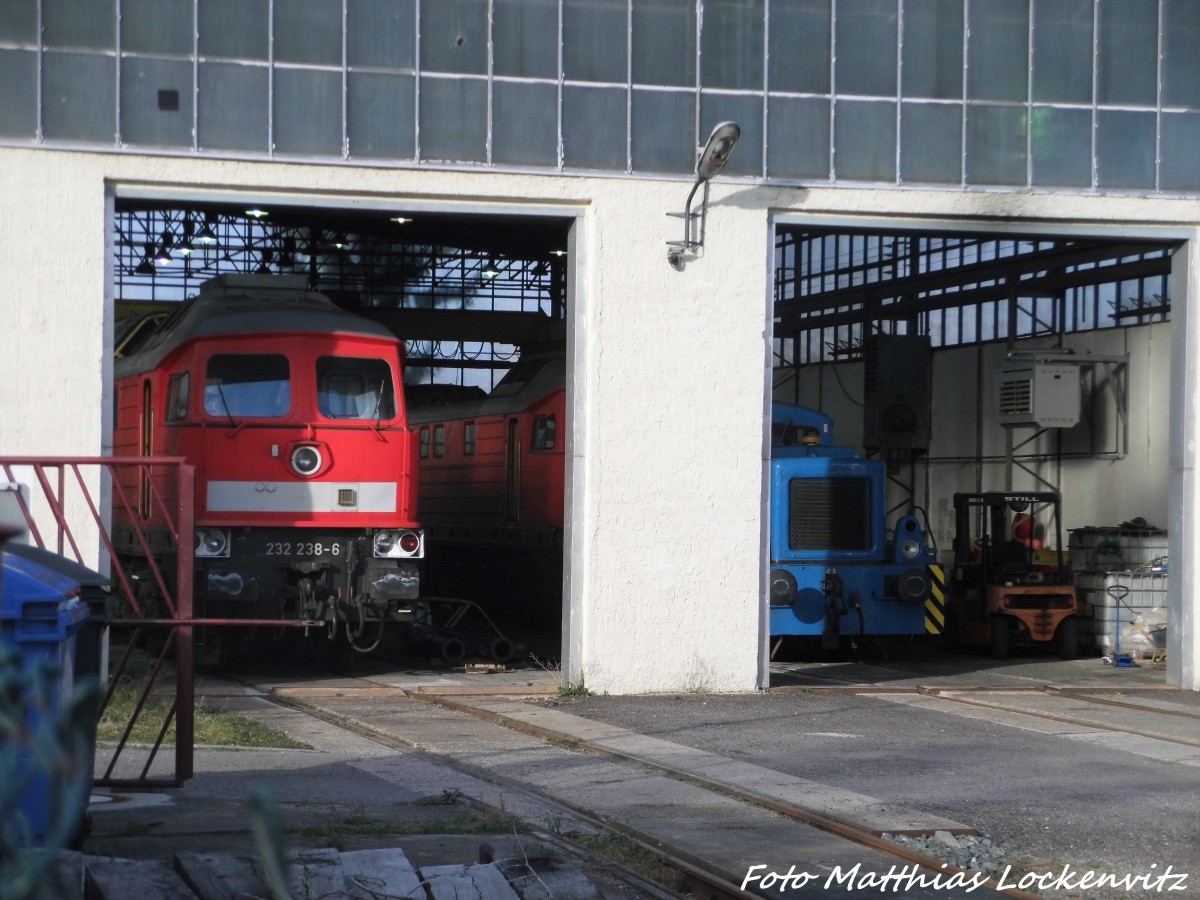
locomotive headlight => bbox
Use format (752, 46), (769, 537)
(195, 528), (231, 558)
(290, 445), (322, 477)
(374, 529), (425, 559)
(769, 569), (797, 606)
(374, 531), (395, 555)
(892, 515), (926, 564)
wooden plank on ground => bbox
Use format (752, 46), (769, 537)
(287, 847), (346, 898)
(86, 857), (196, 899)
(491, 840), (605, 900)
(21, 849), (86, 899)
(422, 862), (521, 900)
(271, 686), (409, 698)
(341, 848), (424, 898)
(175, 850), (267, 900)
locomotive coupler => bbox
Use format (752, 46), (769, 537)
(822, 568), (846, 650)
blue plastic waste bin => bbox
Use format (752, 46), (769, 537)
(3, 543), (112, 697)
(1, 551), (91, 848)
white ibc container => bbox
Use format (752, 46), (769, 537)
(1075, 571), (1169, 652)
(1068, 527), (1168, 573)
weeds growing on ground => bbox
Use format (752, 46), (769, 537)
(96, 653), (308, 749)
(415, 789), (463, 806)
(528, 654), (593, 698)
(574, 830), (690, 894)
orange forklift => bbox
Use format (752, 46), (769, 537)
(945, 491), (1079, 660)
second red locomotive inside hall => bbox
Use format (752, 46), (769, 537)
(406, 350), (567, 550)
(404, 350), (567, 630)
(111, 275), (424, 656)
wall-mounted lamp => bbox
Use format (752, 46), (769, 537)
(666, 121), (740, 270)
(481, 258), (501, 280)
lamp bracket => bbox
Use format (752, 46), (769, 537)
(665, 122), (739, 269)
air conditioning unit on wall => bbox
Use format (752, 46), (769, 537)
(997, 356), (1081, 428)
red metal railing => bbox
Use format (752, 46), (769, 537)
(1, 456), (195, 787)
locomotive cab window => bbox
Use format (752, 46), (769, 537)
(464, 421), (476, 455)
(204, 354), (290, 419)
(317, 356), (395, 420)
(532, 415), (556, 452)
(419, 426), (430, 458)
(433, 424), (446, 457)
(165, 372), (189, 423)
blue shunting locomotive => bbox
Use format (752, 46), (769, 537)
(768, 402), (942, 645)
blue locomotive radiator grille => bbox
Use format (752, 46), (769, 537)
(788, 478), (872, 551)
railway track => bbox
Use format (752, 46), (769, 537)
(240, 650), (1198, 900)
(270, 682), (1047, 899)
(271, 690), (760, 900)
(414, 684), (1197, 898)
(769, 680), (1200, 747)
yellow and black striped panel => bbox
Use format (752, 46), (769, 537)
(925, 564), (946, 634)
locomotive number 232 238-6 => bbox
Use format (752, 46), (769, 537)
(265, 542), (341, 557)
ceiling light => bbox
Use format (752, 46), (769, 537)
(245, 207), (269, 219)
(153, 234), (174, 265)
(279, 236), (297, 268)
(194, 213), (219, 246)
(178, 216), (195, 256)
(134, 243), (156, 275)
(390, 215), (412, 224)
(550, 249), (567, 257)
(481, 259), (501, 279)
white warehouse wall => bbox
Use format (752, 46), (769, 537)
(0, 147), (770, 695)
(0, 147), (1196, 691)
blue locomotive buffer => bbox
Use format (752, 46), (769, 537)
(768, 403), (936, 642)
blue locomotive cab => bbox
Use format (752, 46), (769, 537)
(768, 402), (937, 643)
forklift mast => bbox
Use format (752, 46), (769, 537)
(951, 491), (1068, 585)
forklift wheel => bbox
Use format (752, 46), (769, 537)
(990, 616), (1010, 660)
(1058, 616), (1079, 660)
(942, 612), (961, 652)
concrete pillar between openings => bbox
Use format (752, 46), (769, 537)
(1168, 234), (1199, 690)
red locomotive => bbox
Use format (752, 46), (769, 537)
(112, 275), (424, 658)
(406, 349), (565, 628)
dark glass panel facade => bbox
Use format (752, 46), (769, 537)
(0, 0), (1193, 194)
(900, 102), (961, 184)
(902, 0), (962, 101)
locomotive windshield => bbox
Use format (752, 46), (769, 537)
(317, 356), (396, 420)
(204, 354), (290, 419)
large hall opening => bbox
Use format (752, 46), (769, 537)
(766, 221), (1181, 676)
(110, 197), (573, 667)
